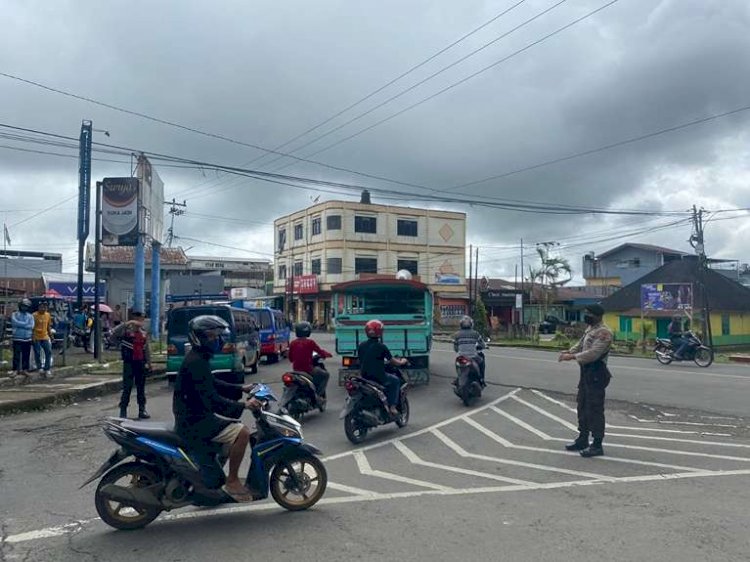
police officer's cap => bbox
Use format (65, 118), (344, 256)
(585, 304), (605, 317)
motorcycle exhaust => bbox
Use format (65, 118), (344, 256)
(358, 410), (381, 428)
(98, 483), (163, 510)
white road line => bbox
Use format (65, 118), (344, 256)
(463, 416), (514, 446)
(511, 394), (750, 460)
(11, 469), (750, 546)
(490, 405), (553, 440)
(462, 417), (705, 473)
(544, 437), (750, 463)
(598, 432), (750, 450)
(608, 425), (731, 436)
(531, 389), (577, 413)
(392, 440), (533, 486)
(431, 429), (611, 480)
(353, 451), (453, 491)
(511, 395), (579, 431)
(533, 390), (733, 435)
(322, 387), (522, 462)
(433, 347), (750, 381)
(327, 481), (380, 497)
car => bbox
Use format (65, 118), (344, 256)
(538, 315), (569, 334)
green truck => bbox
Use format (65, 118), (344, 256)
(333, 278), (434, 385)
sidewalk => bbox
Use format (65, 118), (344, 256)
(0, 356), (168, 416)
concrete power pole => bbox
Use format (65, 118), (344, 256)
(690, 205), (713, 348)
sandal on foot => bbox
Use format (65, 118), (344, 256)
(223, 485), (253, 503)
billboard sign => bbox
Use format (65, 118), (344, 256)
(136, 155), (165, 243)
(640, 283), (693, 311)
(286, 274), (318, 294)
(102, 177), (139, 246)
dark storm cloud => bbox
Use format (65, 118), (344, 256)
(1, 0), (748, 276)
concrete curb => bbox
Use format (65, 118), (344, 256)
(0, 371), (168, 416)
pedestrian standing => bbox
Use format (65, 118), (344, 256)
(112, 304), (123, 327)
(32, 301), (54, 378)
(112, 310), (151, 419)
(558, 303), (613, 457)
(10, 298), (34, 380)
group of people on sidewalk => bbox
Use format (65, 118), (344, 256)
(9, 298), (54, 380)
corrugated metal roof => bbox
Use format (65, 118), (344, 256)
(601, 257), (750, 312)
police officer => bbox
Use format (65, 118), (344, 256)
(558, 303), (612, 458)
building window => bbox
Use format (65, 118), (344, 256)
(397, 219), (418, 237)
(327, 215), (342, 230)
(619, 316), (632, 334)
(397, 259), (418, 274)
(355, 257), (378, 274)
(440, 304), (466, 319)
(721, 313), (731, 336)
(293, 261), (303, 276)
(277, 228), (286, 252)
(311, 217), (322, 236)
(327, 257), (342, 274)
(311, 258), (321, 275)
(278, 264), (287, 279)
(294, 223), (303, 241)
(354, 215), (377, 234)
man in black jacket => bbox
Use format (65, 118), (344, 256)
(173, 315), (260, 502)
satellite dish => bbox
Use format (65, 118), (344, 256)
(396, 269), (413, 280)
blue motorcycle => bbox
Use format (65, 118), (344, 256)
(82, 384), (327, 530)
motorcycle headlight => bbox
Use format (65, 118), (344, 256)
(263, 412), (303, 440)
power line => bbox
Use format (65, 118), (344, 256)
(248, 0), (529, 169)
(260, 0), (551, 170)
(0, 122), (701, 217)
(272, 0), (620, 172)
(0, 70), (434, 193)
(450, 103), (750, 192)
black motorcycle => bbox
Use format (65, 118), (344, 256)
(81, 384), (327, 530)
(655, 330), (714, 368)
(280, 352), (328, 419)
(453, 351), (484, 406)
(340, 363), (410, 444)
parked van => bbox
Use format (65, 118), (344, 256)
(166, 305), (260, 391)
(243, 307), (290, 363)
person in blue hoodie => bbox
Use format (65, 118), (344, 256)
(11, 298), (34, 378)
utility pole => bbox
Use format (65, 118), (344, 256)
(690, 205), (713, 348)
(165, 198), (187, 247)
(76, 120), (92, 310)
(474, 246), (479, 308)
(468, 244), (473, 316)
(520, 238), (524, 325)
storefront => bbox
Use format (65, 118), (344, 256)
(286, 275), (331, 329)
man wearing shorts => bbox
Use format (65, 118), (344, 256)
(173, 315), (260, 502)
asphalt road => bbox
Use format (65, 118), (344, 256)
(2, 334), (749, 561)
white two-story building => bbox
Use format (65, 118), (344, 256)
(273, 191), (467, 327)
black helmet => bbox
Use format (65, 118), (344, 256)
(295, 321), (312, 338)
(188, 315), (230, 351)
(459, 315), (474, 330)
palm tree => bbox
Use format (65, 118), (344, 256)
(530, 245), (572, 318)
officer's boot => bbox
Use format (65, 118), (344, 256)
(565, 433), (589, 451)
(580, 437), (604, 457)
(119, 407), (128, 419)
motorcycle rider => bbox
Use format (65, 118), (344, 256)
(357, 319), (408, 417)
(173, 315), (261, 502)
(668, 315), (691, 360)
(451, 315), (487, 387)
(288, 321), (333, 402)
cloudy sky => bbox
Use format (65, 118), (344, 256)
(1, 0), (749, 280)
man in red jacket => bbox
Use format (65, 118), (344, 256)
(288, 321), (332, 401)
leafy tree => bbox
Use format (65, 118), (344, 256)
(472, 298), (489, 337)
(529, 244), (572, 318)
